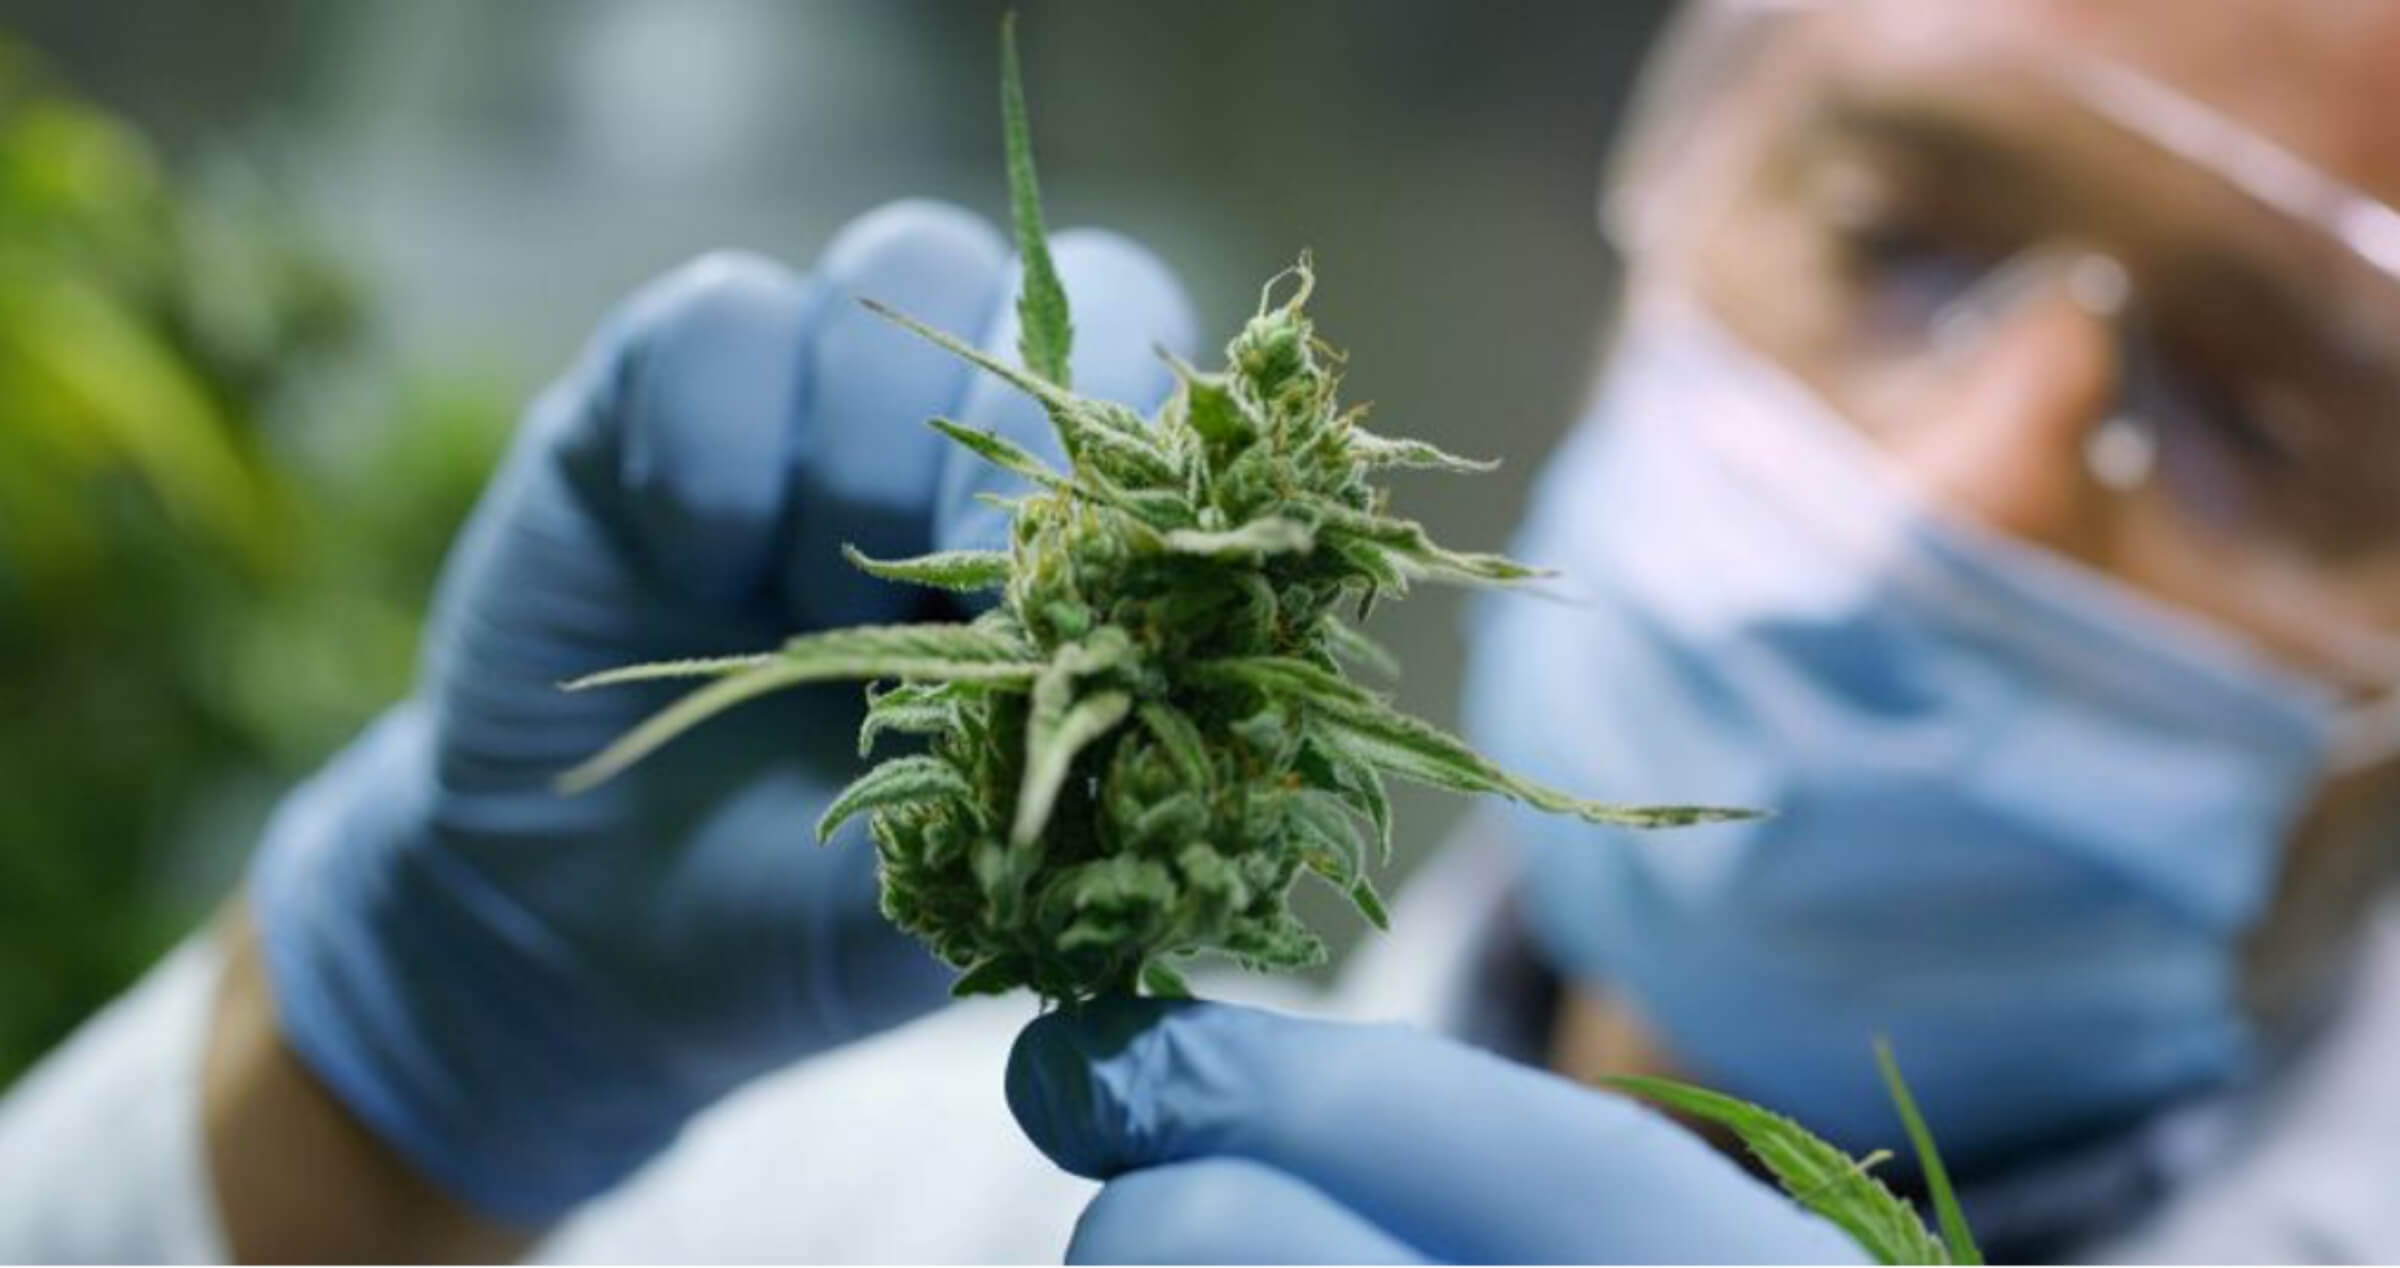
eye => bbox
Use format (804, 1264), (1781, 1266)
(2143, 329), (2313, 472)
(2131, 340), (2318, 542)
(1823, 211), (1993, 340)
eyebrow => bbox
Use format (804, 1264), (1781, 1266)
(1796, 92), (2051, 195)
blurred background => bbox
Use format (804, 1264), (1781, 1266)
(0, 0), (1671, 1085)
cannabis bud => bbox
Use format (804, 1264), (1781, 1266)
(560, 17), (1739, 1004)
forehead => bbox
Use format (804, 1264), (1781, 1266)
(1778, 0), (2400, 214)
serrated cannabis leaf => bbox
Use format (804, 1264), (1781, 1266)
(1209, 655), (1753, 828)
(1345, 428), (1501, 473)
(841, 544), (1014, 592)
(1878, 1039), (1982, 1266)
(1604, 1075), (1950, 1266)
(561, 653), (775, 691)
(1000, 11), (1071, 389)
(817, 755), (972, 844)
(555, 622), (1041, 794)
(924, 414), (1068, 489)
(857, 680), (964, 757)
(561, 15), (1737, 1001)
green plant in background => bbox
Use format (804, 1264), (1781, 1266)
(561, 16), (1741, 1002)
(1609, 1041), (1983, 1265)
(0, 34), (507, 1084)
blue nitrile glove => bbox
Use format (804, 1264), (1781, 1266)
(1008, 1000), (1869, 1264)
(247, 200), (1196, 1224)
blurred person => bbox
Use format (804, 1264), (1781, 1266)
(9, 0), (2400, 1260)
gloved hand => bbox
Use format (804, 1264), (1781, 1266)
(1008, 999), (1869, 1264)
(247, 200), (1195, 1224)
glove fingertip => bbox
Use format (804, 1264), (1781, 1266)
(784, 200), (1015, 626)
(1006, 996), (1193, 1177)
(817, 198), (1011, 303)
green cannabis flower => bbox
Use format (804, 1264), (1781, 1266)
(559, 17), (1740, 1004)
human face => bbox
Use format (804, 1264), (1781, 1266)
(1613, 0), (2400, 1024)
(1630, 0), (2400, 680)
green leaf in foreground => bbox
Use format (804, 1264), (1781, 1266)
(1603, 1074), (1949, 1266)
(556, 623), (1040, 794)
(1878, 1039), (1982, 1266)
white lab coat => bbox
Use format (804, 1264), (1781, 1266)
(7, 824), (2400, 1262)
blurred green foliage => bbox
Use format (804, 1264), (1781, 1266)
(0, 35), (508, 1084)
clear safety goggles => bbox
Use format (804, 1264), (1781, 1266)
(1600, 0), (2400, 734)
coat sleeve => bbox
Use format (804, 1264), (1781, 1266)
(0, 936), (228, 1262)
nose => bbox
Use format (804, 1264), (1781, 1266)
(1885, 252), (2129, 563)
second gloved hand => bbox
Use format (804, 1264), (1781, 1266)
(1007, 999), (1868, 1264)
(247, 201), (1194, 1224)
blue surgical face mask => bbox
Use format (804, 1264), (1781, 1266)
(1465, 292), (2382, 1165)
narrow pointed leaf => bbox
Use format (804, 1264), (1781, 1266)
(1288, 790), (1367, 880)
(1212, 657), (1753, 828)
(1312, 738), (1394, 864)
(561, 652), (773, 691)
(1347, 876), (1390, 930)
(1000, 12), (1072, 387)
(562, 624), (1043, 793)
(926, 415), (1068, 489)
(558, 659), (835, 795)
(858, 681), (964, 756)
(871, 301), (1174, 484)
(1306, 498), (1548, 585)
(1345, 428), (1501, 473)
(1878, 1040), (1982, 1266)
(773, 619), (1034, 666)
(816, 755), (972, 843)
(842, 544), (1012, 592)
(1318, 614), (1398, 677)
(1325, 533), (1409, 596)
(867, 297), (1079, 414)
(1012, 689), (1132, 846)
(1604, 1074), (1949, 1267)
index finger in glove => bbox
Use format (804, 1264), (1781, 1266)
(513, 202), (1011, 630)
(525, 200), (1193, 631)
(1008, 999), (1866, 1265)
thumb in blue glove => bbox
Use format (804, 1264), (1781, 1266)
(1008, 998), (1868, 1264)
(248, 200), (1195, 1224)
